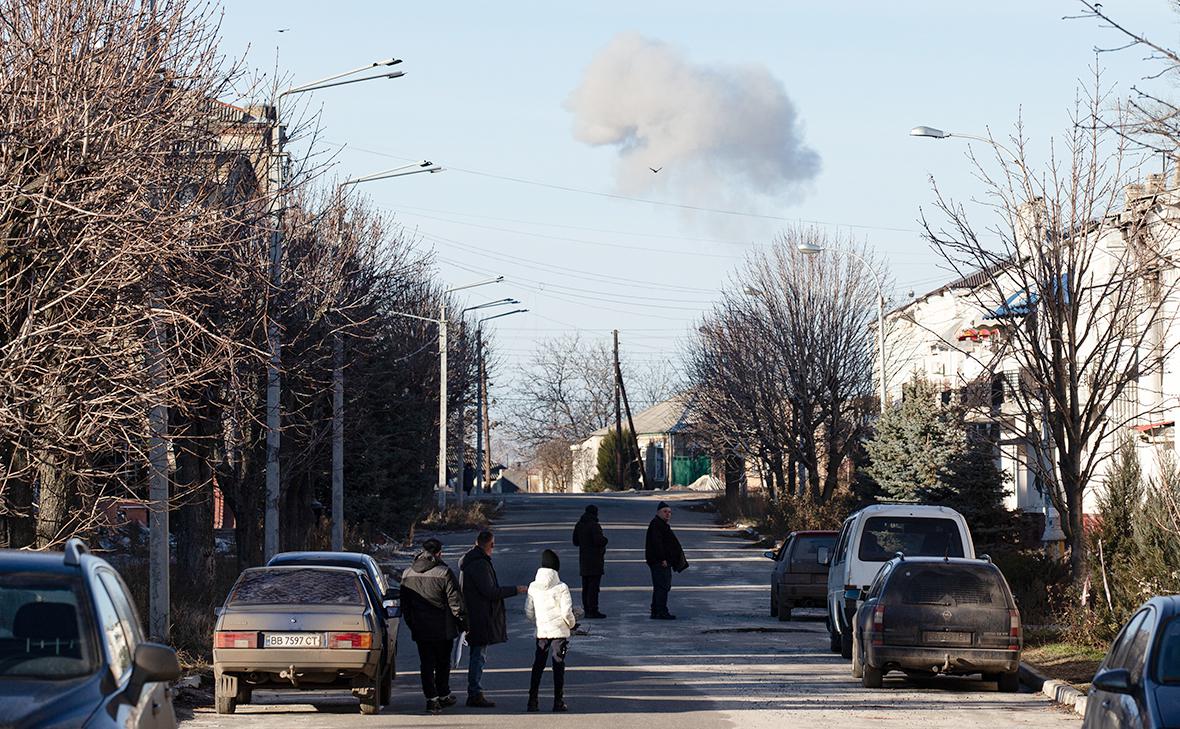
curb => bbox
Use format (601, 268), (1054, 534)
(1019, 662), (1088, 717)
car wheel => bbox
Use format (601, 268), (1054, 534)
(379, 660), (394, 705)
(828, 623), (842, 654)
(358, 670), (382, 715)
(840, 627), (853, 660)
(770, 588), (779, 618)
(214, 669), (238, 715)
(996, 671), (1020, 693)
(851, 633), (864, 678)
(862, 662), (883, 689)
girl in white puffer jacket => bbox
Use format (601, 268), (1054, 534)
(524, 549), (576, 712)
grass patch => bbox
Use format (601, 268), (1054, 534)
(417, 500), (500, 533)
(1023, 640), (1106, 690)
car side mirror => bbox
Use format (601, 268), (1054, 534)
(817, 547), (831, 565)
(763, 550), (777, 561)
(128, 642), (180, 698)
(383, 586), (400, 602)
(1092, 667), (1133, 694)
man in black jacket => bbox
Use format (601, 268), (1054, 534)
(400, 538), (466, 714)
(572, 504), (608, 619)
(645, 501), (688, 620)
(458, 529), (526, 708)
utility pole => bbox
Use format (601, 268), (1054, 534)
(331, 333), (344, 550)
(613, 329), (623, 489)
(482, 351), (492, 490)
(456, 322), (466, 509)
(616, 353), (645, 490)
(474, 328), (484, 495)
(437, 300), (448, 512)
(147, 320), (169, 641)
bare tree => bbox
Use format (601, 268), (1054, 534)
(920, 84), (1180, 584)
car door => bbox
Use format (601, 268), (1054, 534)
(828, 521), (853, 629)
(89, 570), (154, 729)
(1117, 607), (1155, 729)
(859, 563), (892, 648)
(364, 557), (397, 675)
(97, 569), (177, 729)
(774, 536), (794, 587)
(1091, 609), (1148, 728)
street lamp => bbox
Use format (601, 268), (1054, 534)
(453, 299), (520, 508)
(797, 245), (888, 414)
(328, 160), (442, 552)
(264, 58), (406, 562)
(474, 308), (529, 495)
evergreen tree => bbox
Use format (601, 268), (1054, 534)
(592, 428), (642, 490)
(864, 376), (961, 501)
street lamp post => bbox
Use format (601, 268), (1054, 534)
(473, 308), (528, 495)
(796, 243), (888, 414)
(329, 161), (442, 552)
(264, 58), (405, 561)
(454, 299), (520, 508)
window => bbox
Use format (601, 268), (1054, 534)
(229, 568), (364, 606)
(867, 565), (892, 600)
(1155, 617), (1180, 684)
(0, 573), (96, 679)
(790, 535), (837, 571)
(1106, 610), (1148, 672)
(857, 517), (965, 562)
(887, 565), (1007, 607)
(1125, 609), (1155, 682)
(91, 578), (132, 680)
(833, 522), (853, 565)
(97, 570), (142, 650)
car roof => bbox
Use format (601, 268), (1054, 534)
(1145, 595), (1180, 618)
(853, 503), (966, 519)
(243, 564), (365, 576)
(886, 556), (995, 568)
(0, 549), (82, 575)
(790, 530), (838, 536)
(269, 551), (374, 567)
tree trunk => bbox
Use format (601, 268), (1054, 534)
(35, 454), (71, 548)
(171, 401), (216, 589)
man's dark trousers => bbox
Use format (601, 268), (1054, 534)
(581, 575), (602, 615)
(415, 639), (453, 699)
(649, 565), (672, 616)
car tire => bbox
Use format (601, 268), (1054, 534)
(828, 623), (842, 654)
(851, 633), (864, 678)
(770, 588), (779, 618)
(996, 671), (1020, 693)
(214, 669), (238, 715)
(862, 662), (883, 689)
(840, 627), (853, 660)
(778, 589), (792, 621)
(379, 661), (393, 705)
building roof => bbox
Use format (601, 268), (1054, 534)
(590, 395), (693, 437)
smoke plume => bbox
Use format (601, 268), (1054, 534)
(566, 33), (820, 213)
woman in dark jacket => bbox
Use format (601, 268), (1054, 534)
(572, 504), (608, 618)
(458, 530), (525, 708)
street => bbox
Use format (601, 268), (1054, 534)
(186, 492), (1079, 728)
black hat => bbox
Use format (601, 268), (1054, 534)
(422, 538), (443, 555)
(657, 501), (670, 511)
(585, 504), (598, 515)
(541, 549), (560, 571)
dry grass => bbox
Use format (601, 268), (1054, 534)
(417, 501), (500, 533)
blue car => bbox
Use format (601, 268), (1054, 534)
(0, 539), (180, 728)
(1084, 595), (1180, 729)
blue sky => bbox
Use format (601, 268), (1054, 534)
(215, 1), (1176, 384)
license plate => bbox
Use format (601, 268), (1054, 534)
(264, 632), (322, 648)
(923, 630), (972, 646)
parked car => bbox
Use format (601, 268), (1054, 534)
(0, 538), (180, 728)
(266, 551), (400, 677)
(827, 504), (975, 659)
(212, 565), (394, 715)
(764, 530), (837, 621)
(851, 555), (1021, 691)
(1083, 595), (1180, 729)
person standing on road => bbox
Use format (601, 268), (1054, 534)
(525, 549), (575, 713)
(459, 529), (527, 708)
(400, 538), (466, 714)
(645, 501), (688, 620)
(571, 504), (608, 619)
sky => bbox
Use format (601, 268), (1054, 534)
(213, 0), (1178, 404)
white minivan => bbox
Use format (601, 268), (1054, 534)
(826, 504), (975, 659)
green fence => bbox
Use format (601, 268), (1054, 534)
(671, 456), (711, 486)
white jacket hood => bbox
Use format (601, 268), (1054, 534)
(525, 568), (575, 639)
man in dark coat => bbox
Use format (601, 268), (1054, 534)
(645, 501), (688, 620)
(572, 504), (608, 619)
(458, 529), (526, 708)
(400, 538), (466, 714)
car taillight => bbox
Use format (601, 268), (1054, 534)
(1008, 609), (1021, 651)
(214, 631), (258, 649)
(872, 605), (885, 647)
(327, 632), (372, 649)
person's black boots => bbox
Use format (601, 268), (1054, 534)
(426, 698), (441, 715)
(527, 695), (539, 712)
(553, 699), (569, 712)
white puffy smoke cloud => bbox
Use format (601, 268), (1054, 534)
(566, 33), (820, 213)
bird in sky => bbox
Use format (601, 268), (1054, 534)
(649, 166), (662, 174)
(277, 28), (291, 33)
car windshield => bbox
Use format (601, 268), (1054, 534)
(1158, 617), (1180, 684)
(790, 535), (836, 571)
(887, 564), (1007, 606)
(229, 568), (364, 606)
(0, 573), (96, 679)
(858, 516), (965, 562)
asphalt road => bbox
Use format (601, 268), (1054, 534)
(185, 491), (1080, 728)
